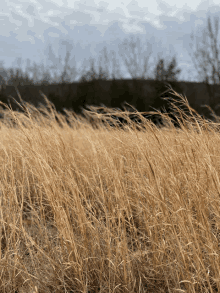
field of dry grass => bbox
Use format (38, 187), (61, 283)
(0, 89), (219, 293)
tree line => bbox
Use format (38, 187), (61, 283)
(0, 15), (219, 129)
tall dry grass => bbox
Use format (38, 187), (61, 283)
(0, 88), (219, 292)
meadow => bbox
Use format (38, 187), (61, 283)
(0, 89), (219, 293)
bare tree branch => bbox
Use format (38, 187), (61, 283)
(188, 15), (220, 112)
(117, 34), (153, 80)
(97, 46), (124, 80)
(154, 55), (181, 82)
(42, 39), (85, 84)
(79, 57), (110, 82)
(79, 44), (126, 82)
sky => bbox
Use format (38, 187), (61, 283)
(0, 0), (220, 83)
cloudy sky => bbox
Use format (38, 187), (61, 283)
(0, 0), (220, 83)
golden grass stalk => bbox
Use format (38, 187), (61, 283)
(0, 87), (219, 292)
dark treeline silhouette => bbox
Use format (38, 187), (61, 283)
(0, 58), (186, 130)
(1, 16), (220, 130)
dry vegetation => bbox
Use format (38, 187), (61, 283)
(0, 89), (220, 293)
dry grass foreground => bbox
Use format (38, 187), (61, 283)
(0, 88), (219, 293)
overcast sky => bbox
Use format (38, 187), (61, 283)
(0, 0), (220, 83)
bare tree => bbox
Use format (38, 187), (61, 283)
(189, 15), (220, 112)
(79, 57), (110, 82)
(97, 46), (124, 80)
(79, 45), (124, 82)
(154, 55), (181, 82)
(117, 34), (155, 105)
(0, 61), (10, 87)
(43, 39), (84, 84)
(57, 39), (80, 83)
(117, 34), (153, 80)
(17, 58), (54, 85)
